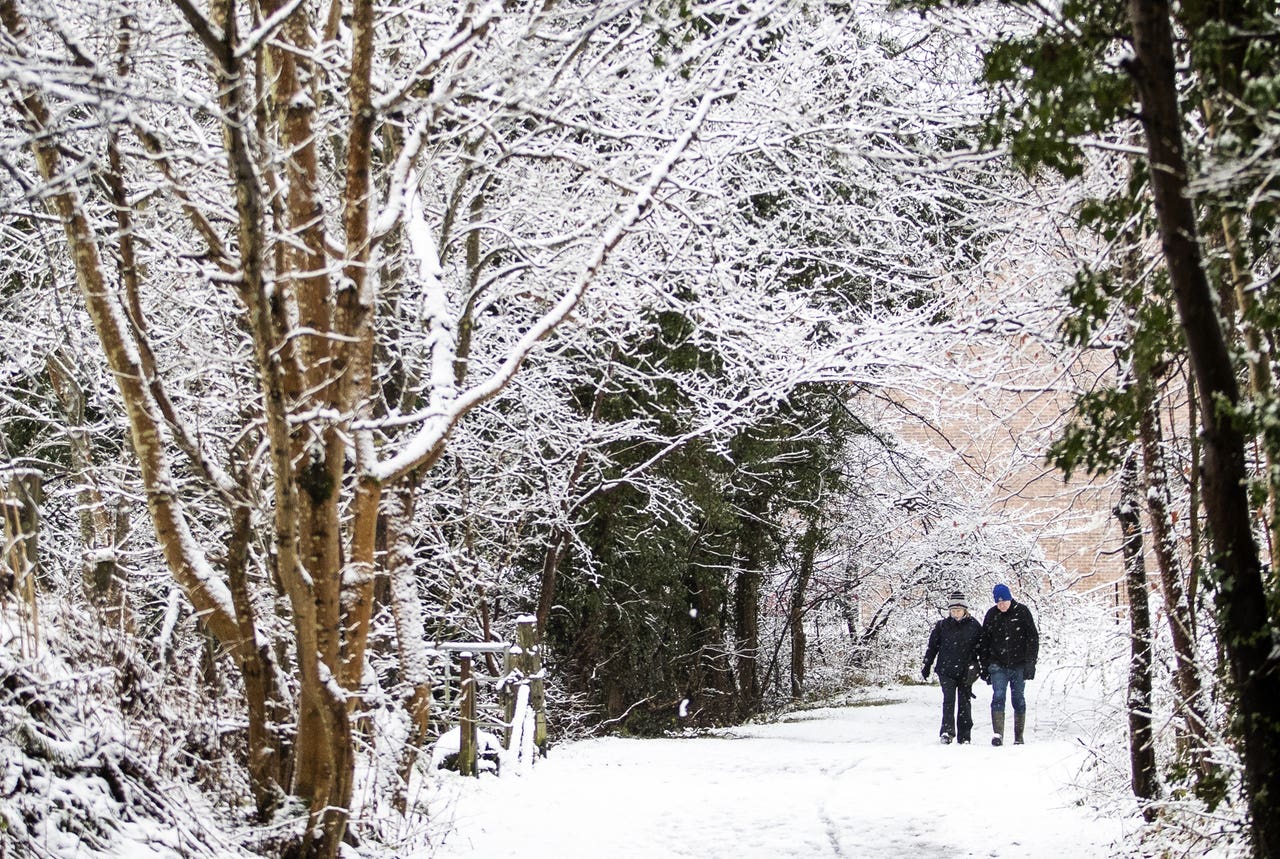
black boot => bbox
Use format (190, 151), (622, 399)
(991, 710), (1005, 747)
(1013, 711), (1025, 745)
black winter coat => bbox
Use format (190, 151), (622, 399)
(980, 600), (1039, 671)
(922, 614), (982, 682)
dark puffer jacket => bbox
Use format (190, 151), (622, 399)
(922, 614), (983, 681)
(980, 599), (1039, 671)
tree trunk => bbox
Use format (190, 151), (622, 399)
(335, 0), (385, 707)
(535, 527), (570, 636)
(790, 520), (820, 699)
(535, 354), (616, 638)
(179, 1), (353, 851)
(1186, 370), (1202, 638)
(226, 501), (289, 817)
(2, 469), (41, 656)
(734, 564), (761, 714)
(1215, 207), (1279, 571)
(6, 0), (242, 648)
(734, 504), (765, 717)
(1126, 1), (1280, 851)
(385, 479), (434, 803)
(45, 350), (131, 629)
(685, 531), (737, 723)
(1134, 360), (1213, 779)
(1116, 453), (1159, 815)
(1187, 0), (1280, 576)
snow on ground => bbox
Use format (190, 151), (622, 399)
(424, 681), (1133, 858)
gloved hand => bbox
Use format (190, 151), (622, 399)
(921, 665), (930, 680)
(1025, 662), (1036, 681)
(980, 669), (990, 685)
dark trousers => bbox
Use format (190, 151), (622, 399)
(938, 674), (973, 741)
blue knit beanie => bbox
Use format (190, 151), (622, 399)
(993, 583), (1012, 603)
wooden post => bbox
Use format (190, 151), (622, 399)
(500, 645), (516, 750)
(2, 468), (41, 656)
(458, 653), (477, 777)
(516, 617), (547, 754)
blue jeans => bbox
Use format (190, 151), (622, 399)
(989, 662), (1026, 714)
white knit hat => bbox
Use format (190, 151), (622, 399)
(947, 591), (968, 610)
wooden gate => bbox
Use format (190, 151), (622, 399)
(432, 615), (547, 776)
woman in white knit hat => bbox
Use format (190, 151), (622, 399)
(920, 590), (983, 744)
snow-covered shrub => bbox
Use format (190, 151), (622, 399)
(0, 608), (246, 858)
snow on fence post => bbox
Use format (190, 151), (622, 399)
(514, 616), (548, 755)
(2, 468), (41, 656)
(500, 643), (516, 750)
(458, 652), (477, 777)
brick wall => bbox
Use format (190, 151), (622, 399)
(864, 345), (1129, 592)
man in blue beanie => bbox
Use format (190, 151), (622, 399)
(979, 583), (1038, 746)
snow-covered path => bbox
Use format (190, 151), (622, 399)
(427, 684), (1128, 858)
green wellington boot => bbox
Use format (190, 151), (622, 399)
(1014, 711), (1026, 745)
(991, 710), (1005, 747)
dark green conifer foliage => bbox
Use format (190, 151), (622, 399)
(543, 302), (856, 734)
